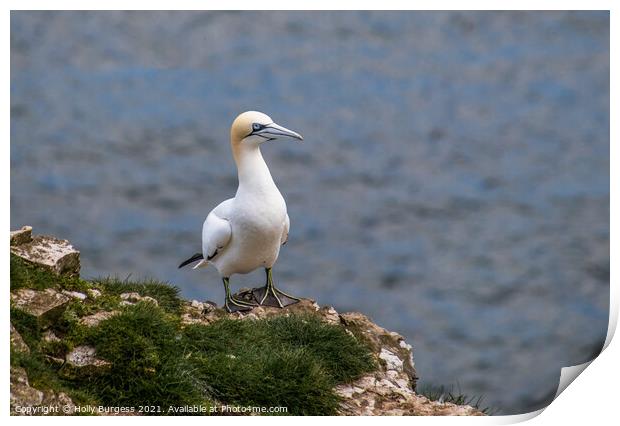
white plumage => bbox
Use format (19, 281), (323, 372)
(180, 111), (303, 312)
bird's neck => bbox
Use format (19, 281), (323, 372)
(232, 143), (278, 195)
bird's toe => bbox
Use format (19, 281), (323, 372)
(225, 302), (254, 313)
(253, 286), (300, 308)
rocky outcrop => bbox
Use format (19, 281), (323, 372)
(11, 226), (33, 246)
(335, 376), (483, 416)
(10, 367), (76, 415)
(11, 367), (45, 411)
(10, 226), (80, 276)
(66, 346), (111, 369)
(79, 311), (119, 327)
(180, 297), (481, 416)
(10, 324), (30, 354)
(11, 289), (71, 327)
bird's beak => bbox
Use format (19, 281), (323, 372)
(256, 122), (303, 141)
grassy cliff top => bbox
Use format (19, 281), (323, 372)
(10, 254), (376, 415)
(10, 229), (486, 416)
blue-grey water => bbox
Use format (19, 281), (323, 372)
(10, 11), (609, 414)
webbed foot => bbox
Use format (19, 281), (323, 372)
(221, 277), (257, 313)
(225, 296), (256, 313)
(252, 268), (300, 308)
(252, 286), (300, 308)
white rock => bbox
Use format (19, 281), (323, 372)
(10, 226), (32, 246)
(66, 346), (110, 368)
(379, 348), (404, 372)
(10, 289), (71, 318)
(62, 290), (87, 300)
(79, 311), (118, 327)
(190, 300), (204, 309)
(86, 289), (102, 299)
(10, 367), (43, 409)
(10, 230), (80, 276)
(399, 340), (412, 351)
(337, 384), (355, 398)
(120, 292), (159, 306)
(319, 306), (340, 324)
(10, 324), (30, 354)
(120, 292), (141, 300)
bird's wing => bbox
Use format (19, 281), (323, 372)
(200, 199), (233, 264)
(281, 213), (290, 245)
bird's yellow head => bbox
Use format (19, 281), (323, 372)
(230, 111), (303, 147)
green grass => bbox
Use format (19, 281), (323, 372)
(11, 257), (376, 415)
(78, 302), (206, 410)
(11, 348), (98, 408)
(11, 307), (42, 349)
(183, 315), (375, 414)
(11, 314), (100, 413)
(77, 306), (374, 414)
(10, 254), (89, 292)
(93, 277), (183, 314)
(418, 383), (495, 415)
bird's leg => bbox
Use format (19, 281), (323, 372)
(252, 268), (300, 308)
(222, 277), (255, 313)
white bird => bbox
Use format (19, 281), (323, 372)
(179, 111), (303, 312)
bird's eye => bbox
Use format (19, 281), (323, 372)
(252, 123), (261, 131)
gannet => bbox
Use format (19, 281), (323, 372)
(179, 111), (303, 312)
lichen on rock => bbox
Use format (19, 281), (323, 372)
(10, 324), (30, 354)
(10, 367), (76, 415)
(62, 290), (87, 301)
(66, 345), (111, 370)
(119, 292), (159, 307)
(11, 288), (71, 325)
(10, 227), (80, 276)
(10, 226), (32, 246)
(11, 367), (44, 410)
(79, 311), (119, 327)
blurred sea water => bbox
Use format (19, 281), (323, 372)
(10, 11), (609, 414)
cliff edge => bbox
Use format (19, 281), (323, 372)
(10, 226), (483, 416)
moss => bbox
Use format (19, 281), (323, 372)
(11, 254), (56, 291)
(12, 349), (59, 389)
(11, 348), (99, 408)
(11, 253), (91, 293)
(55, 297), (118, 339)
(93, 277), (183, 314)
(64, 294), (121, 317)
(11, 307), (41, 350)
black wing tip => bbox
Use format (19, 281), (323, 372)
(178, 253), (204, 269)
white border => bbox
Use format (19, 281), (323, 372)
(3, 2), (616, 424)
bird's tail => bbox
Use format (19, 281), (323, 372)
(178, 252), (204, 269)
